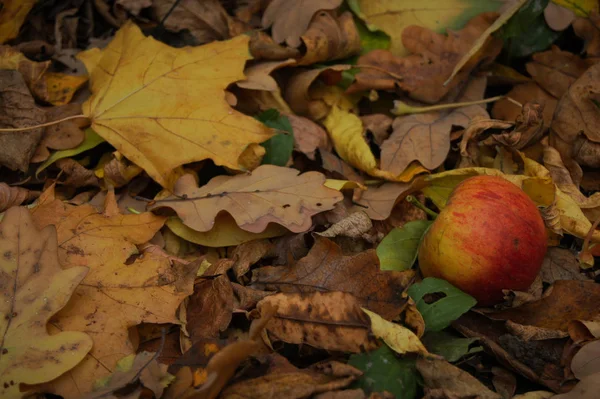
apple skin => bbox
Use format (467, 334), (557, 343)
(418, 175), (547, 306)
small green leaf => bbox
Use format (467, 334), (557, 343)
(500, 0), (561, 58)
(348, 344), (417, 399)
(377, 220), (432, 271)
(421, 331), (482, 362)
(256, 109), (294, 166)
(407, 278), (476, 332)
(36, 128), (106, 176)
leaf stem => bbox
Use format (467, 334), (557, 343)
(392, 96), (504, 116)
(406, 195), (438, 219)
(0, 114), (89, 132)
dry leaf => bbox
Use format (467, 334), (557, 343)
(261, 0), (343, 47)
(317, 211), (376, 241)
(0, 183), (39, 212)
(56, 159), (100, 188)
(481, 103), (545, 150)
(221, 354), (362, 399)
(0, 70), (45, 171)
(573, 12), (600, 58)
(252, 237), (413, 319)
(231, 239), (274, 279)
(30, 188), (197, 397)
(79, 22), (273, 187)
(348, 13), (502, 104)
(31, 72), (88, 106)
(0, 45), (50, 89)
(256, 291), (378, 352)
(492, 83), (557, 127)
(362, 308), (428, 355)
(297, 11), (361, 66)
(350, 182), (413, 220)
(0, 0), (35, 43)
(362, 114), (393, 146)
(288, 114), (331, 160)
(544, 2), (576, 31)
(237, 58), (297, 92)
(32, 104), (86, 163)
(417, 357), (502, 399)
(0, 207), (92, 399)
(150, 165), (343, 233)
(540, 248), (588, 284)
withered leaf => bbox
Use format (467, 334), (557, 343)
(573, 12), (600, 58)
(149, 165), (343, 233)
(348, 13), (502, 104)
(0, 183), (39, 212)
(350, 182), (413, 220)
(252, 237), (413, 319)
(288, 114), (331, 160)
(32, 103), (85, 163)
(256, 291), (379, 352)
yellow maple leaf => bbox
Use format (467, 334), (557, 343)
(30, 189), (197, 398)
(0, 1), (35, 44)
(78, 22), (273, 188)
(0, 207), (92, 399)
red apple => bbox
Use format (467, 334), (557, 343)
(418, 175), (547, 306)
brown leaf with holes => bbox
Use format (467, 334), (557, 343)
(30, 187), (197, 398)
(0, 70), (45, 171)
(261, 0), (343, 47)
(252, 237), (413, 319)
(257, 291), (378, 352)
(221, 353), (362, 399)
(297, 11), (360, 66)
(0, 183), (39, 212)
(348, 13), (502, 103)
(149, 165), (343, 233)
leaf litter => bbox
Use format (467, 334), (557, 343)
(1, 0), (600, 398)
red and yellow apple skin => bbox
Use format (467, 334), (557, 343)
(418, 175), (547, 306)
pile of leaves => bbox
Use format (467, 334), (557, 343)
(1, 0), (600, 398)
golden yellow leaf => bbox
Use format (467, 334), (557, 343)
(552, 0), (598, 16)
(31, 72), (88, 106)
(323, 105), (428, 182)
(30, 189), (197, 397)
(0, 1), (35, 44)
(361, 308), (428, 355)
(350, 0), (502, 56)
(78, 22), (273, 188)
(149, 165), (343, 233)
(166, 215), (288, 247)
(0, 207), (92, 399)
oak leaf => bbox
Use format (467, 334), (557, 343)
(261, 0), (343, 47)
(252, 237), (413, 319)
(256, 291), (378, 352)
(150, 165), (343, 233)
(348, 13), (502, 104)
(0, 207), (92, 399)
(30, 189), (197, 398)
(78, 22), (273, 188)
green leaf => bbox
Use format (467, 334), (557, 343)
(36, 128), (106, 176)
(256, 109), (294, 166)
(421, 331), (482, 362)
(407, 278), (476, 332)
(377, 220), (432, 271)
(348, 344), (417, 399)
(500, 0), (561, 58)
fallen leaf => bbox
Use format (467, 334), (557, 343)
(540, 248), (588, 284)
(0, 207), (92, 399)
(362, 114), (393, 145)
(551, 0), (598, 16)
(30, 189), (196, 397)
(256, 291), (379, 352)
(31, 72), (88, 106)
(261, 0), (343, 47)
(152, 0), (238, 45)
(0, 45), (50, 88)
(348, 13), (502, 104)
(551, 374), (599, 399)
(32, 104), (86, 163)
(287, 114), (331, 160)
(83, 352), (173, 399)
(0, 183), (39, 212)
(416, 357), (502, 399)
(421, 331), (481, 362)
(297, 11), (361, 66)
(0, 70), (45, 171)
(407, 278), (477, 333)
(317, 211), (376, 241)
(252, 237), (414, 320)
(237, 58), (296, 92)
(377, 220), (432, 271)
(570, 339), (600, 379)
(545, 3), (576, 31)
(348, 344), (417, 399)
(0, 0), (35, 43)
(490, 281), (600, 331)
(573, 11), (600, 57)
(150, 165), (343, 234)
(166, 215), (287, 248)
(96, 152), (143, 188)
(362, 308), (428, 356)
(79, 22), (273, 187)
(351, 182), (414, 220)
(36, 128), (105, 176)
(55, 158), (100, 188)
(222, 354), (362, 399)
(492, 82), (557, 127)
(255, 109), (294, 166)
(231, 239), (274, 280)
(349, 0), (502, 56)
(480, 103), (545, 150)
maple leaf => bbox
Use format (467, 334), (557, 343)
(149, 165), (344, 233)
(78, 22), (273, 188)
(30, 189), (197, 398)
(0, 207), (92, 399)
